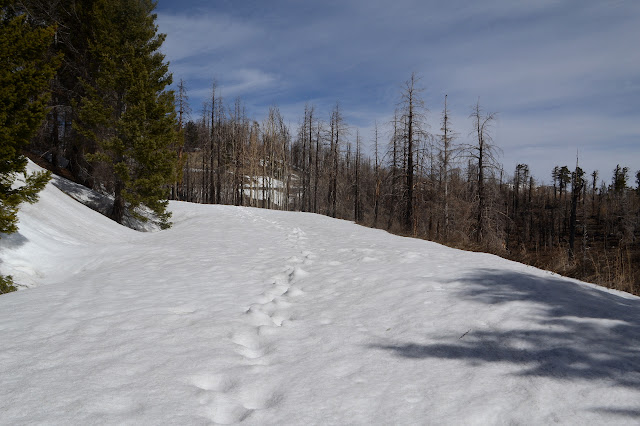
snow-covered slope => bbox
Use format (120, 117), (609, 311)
(1, 164), (640, 425)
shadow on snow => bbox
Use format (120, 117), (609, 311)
(370, 269), (640, 415)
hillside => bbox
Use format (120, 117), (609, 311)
(1, 163), (639, 424)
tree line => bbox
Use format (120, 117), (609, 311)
(173, 73), (640, 295)
(1, 1), (638, 296)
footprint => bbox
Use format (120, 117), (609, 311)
(190, 373), (237, 392)
(271, 285), (290, 297)
(204, 393), (253, 424)
(301, 251), (316, 265)
(245, 306), (277, 327)
(257, 325), (280, 337)
(255, 293), (274, 304)
(283, 286), (304, 297)
(270, 311), (292, 327)
(272, 273), (289, 286)
(246, 301), (292, 327)
(290, 266), (308, 281)
(239, 387), (284, 410)
(269, 298), (292, 309)
(235, 345), (269, 360)
(231, 330), (272, 359)
(231, 330), (261, 350)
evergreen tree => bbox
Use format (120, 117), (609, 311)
(0, 2), (57, 235)
(75, 0), (178, 228)
(1, 1), (59, 292)
(611, 164), (628, 194)
(16, 0), (98, 186)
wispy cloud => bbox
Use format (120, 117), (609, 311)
(220, 69), (279, 97)
(155, 0), (640, 180)
(157, 12), (261, 62)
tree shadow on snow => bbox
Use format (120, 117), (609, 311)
(50, 175), (158, 232)
(0, 231), (28, 250)
(51, 175), (110, 215)
(370, 269), (640, 415)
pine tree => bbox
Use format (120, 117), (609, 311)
(0, 3), (58, 235)
(75, 0), (178, 228)
(612, 164), (628, 194)
(1, 1), (59, 292)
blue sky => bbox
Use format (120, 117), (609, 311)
(155, 0), (640, 184)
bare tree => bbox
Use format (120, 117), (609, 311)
(354, 130), (363, 222)
(398, 73), (429, 231)
(173, 78), (190, 200)
(328, 103), (347, 218)
(386, 109), (401, 230)
(437, 94), (459, 240)
(467, 99), (500, 244)
(373, 121), (381, 227)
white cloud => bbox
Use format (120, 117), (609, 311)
(156, 12), (262, 62)
(220, 69), (279, 97)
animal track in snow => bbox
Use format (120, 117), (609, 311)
(301, 250), (315, 265)
(244, 299), (293, 328)
(238, 386), (284, 410)
(245, 306), (279, 327)
(283, 286), (304, 297)
(202, 393), (252, 424)
(287, 227), (307, 241)
(270, 311), (292, 327)
(290, 266), (309, 280)
(231, 330), (265, 352)
(190, 373), (238, 393)
(212, 223), (315, 423)
(287, 255), (303, 264)
(275, 265), (308, 283)
(189, 367), (284, 424)
(196, 379), (284, 424)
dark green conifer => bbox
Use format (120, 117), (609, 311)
(0, 2), (57, 234)
(76, 0), (178, 228)
(1, 1), (59, 292)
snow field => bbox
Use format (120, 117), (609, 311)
(1, 164), (640, 424)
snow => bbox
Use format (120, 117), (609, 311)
(1, 162), (640, 424)
(243, 175), (288, 206)
(47, 168), (162, 232)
